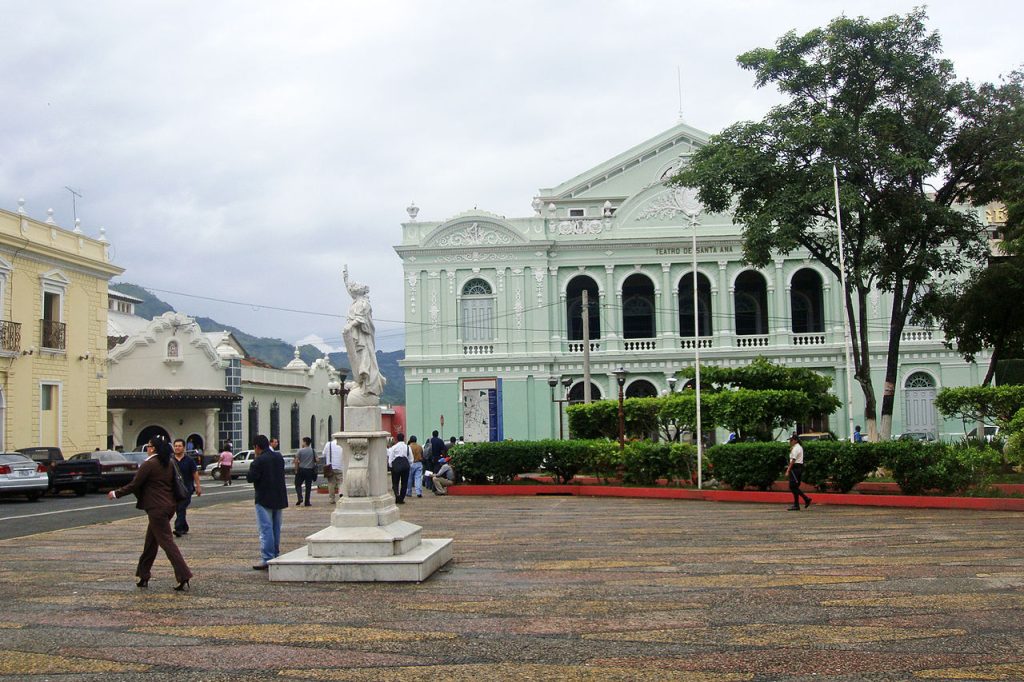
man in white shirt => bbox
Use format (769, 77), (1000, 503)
(322, 438), (343, 504)
(785, 433), (812, 511)
(386, 433), (412, 504)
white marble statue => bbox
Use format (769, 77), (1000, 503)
(342, 265), (386, 407)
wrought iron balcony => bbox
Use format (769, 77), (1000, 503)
(0, 320), (21, 352)
(40, 319), (66, 351)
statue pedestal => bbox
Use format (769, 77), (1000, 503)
(269, 406), (453, 582)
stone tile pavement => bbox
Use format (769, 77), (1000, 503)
(1, 494), (1023, 680)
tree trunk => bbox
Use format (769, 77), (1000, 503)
(879, 280), (917, 441)
(846, 282), (878, 441)
(982, 344), (1000, 387)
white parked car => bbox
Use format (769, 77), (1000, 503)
(204, 450), (295, 480)
(0, 453), (50, 501)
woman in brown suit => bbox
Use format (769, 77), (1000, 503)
(108, 439), (193, 591)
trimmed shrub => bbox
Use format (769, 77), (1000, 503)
(706, 442), (788, 491)
(878, 441), (1002, 495)
(567, 397), (661, 440)
(448, 442), (544, 484)
(541, 439), (616, 484)
(620, 441), (697, 486)
(802, 441), (881, 493)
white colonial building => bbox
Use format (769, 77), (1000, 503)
(106, 292), (342, 452)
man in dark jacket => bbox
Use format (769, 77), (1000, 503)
(247, 434), (288, 570)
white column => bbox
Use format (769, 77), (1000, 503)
(604, 265), (617, 341)
(660, 263), (673, 341)
(717, 261), (732, 343)
(205, 408), (220, 454)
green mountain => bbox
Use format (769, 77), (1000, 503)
(110, 282), (406, 404)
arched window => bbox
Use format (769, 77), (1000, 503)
(248, 400), (259, 448)
(622, 273), (656, 339)
(290, 401), (300, 449)
(460, 278), (494, 342)
(679, 272), (713, 337)
(905, 372), (935, 388)
(625, 379), (658, 398)
(567, 382), (603, 403)
(734, 271), (769, 335)
(791, 269), (824, 333)
(566, 275), (601, 341)
(310, 415), (317, 449)
(269, 400), (280, 443)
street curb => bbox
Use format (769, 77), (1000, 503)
(448, 484), (1024, 511)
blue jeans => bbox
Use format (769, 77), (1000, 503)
(406, 461), (423, 496)
(255, 504), (283, 564)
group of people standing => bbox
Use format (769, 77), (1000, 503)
(386, 430), (458, 503)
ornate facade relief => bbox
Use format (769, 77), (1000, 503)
(435, 222), (514, 248)
(533, 269), (545, 304)
(429, 290), (439, 329)
(636, 186), (703, 221)
(555, 219), (605, 235)
(407, 272), (419, 314)
(436, 251), (513, 263)
(514, 288), (524, 330)
(447, 272), (455, 295)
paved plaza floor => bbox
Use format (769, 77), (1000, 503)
(1, 494), (1023, 681)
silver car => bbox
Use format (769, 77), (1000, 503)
(0, 453), (50, 501)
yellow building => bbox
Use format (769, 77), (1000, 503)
(0, 202), (123, 453)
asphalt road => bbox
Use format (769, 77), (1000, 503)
(0, 480), (255, 540)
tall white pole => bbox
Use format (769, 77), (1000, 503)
(692, 213), (703, 489)
(582, 289), (592, 403)
(833, 165), (857, 443)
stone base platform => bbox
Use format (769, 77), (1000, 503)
(268, 538), (453, 582)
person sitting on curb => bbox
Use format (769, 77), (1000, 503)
(430, 456), (456, 496)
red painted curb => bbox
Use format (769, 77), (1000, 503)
(448, 484), (1024, 511)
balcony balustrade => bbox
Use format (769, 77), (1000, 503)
(623, 338), (658, 352)
(40, 319), (66, 351)
(680, 337), (713, 350)
(735, 334), (769, 348)
(463, 343), (494, 355)
(901, 329), (934, 342)
(0, 320), (21, 353)
(791, 332), (827, 346)
(567, 341), (601, 353)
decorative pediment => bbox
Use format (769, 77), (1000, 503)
(39, 269), (71, 287)
(423, 212), (527, 248)
(108, 311), (223, 366)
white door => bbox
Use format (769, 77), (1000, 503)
(903, 372), (937, 436)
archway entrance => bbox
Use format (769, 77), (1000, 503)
(625, 379), (658, 398)
(135, 424), (171, 449)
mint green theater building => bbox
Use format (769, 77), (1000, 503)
(395, 122), (992, 443)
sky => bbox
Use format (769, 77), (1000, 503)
(3, 1), (1021, 354)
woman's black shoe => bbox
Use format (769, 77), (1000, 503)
(786, 506), (800, 511)
(136, 578), (149, 588)
(173, 580), (190, 592)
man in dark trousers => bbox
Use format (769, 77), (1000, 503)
(172, 438), (201, 537)
(424, 430), (448, 491)
(247, 435), (288, 570)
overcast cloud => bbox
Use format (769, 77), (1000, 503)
(3, 1), (1020, 354)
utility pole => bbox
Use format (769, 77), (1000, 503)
(582, 289), (592, 403)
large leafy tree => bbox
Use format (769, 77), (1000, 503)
(918, 257), (1024, 386)
(672, 10), (1022, 440)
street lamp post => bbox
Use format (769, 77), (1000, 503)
(327, 373), (348, 433)
(613, 366), (626, 451)
(547, 375), (574, 439)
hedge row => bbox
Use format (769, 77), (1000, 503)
(449, 439), (700, 486)
(448, 439), (1004, 495)
(706, 440), (1002, 494)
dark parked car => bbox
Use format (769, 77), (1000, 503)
(122, 452), (149, 466)
(16, 446), (64, 486)
(0, 453), (50, 501)
(68, 451), (138, 489)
